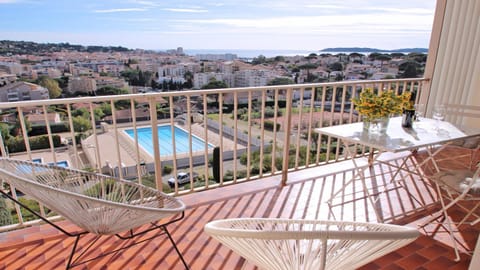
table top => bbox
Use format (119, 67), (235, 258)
(315, 117), (480, 153)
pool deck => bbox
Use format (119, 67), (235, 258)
(9, 147), (76, 168)
(82, 122), (240, 170)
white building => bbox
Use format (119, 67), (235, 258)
(370, 72), (397, 80)
(234, 69), (276, 88)
(0, 62), (23, 75)
(193, 72), (231, 89)
(0, 81), (49, 102)
(195, 54), (237, 61)
(94, 76), (129, 91)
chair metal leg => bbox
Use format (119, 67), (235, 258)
(66, 235), (82, 270)
(1, 188), (190, 269)
(164, 226), (190, 270)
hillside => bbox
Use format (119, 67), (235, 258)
(0, 40), (131, 55)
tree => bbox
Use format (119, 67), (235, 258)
(72, 116), (91, 132)
(267, 77), (294, 85)
(54, 76), (69, 90)
(0, 123), (10, 141)
(251, 55), (267, 65)
(390, 53), (405, 58)
(349, 52), (363, 58)
(183, 71), (193, 89)
(201, 78), (228, 89)
(72, 107), (89, 118)
(407, 52), (427, 63)
(329, 62), (343, 71)
(376, 54), (392, 68)
(400, 62), (418, 78)
(120, 69), (152, 86)
(298, 63), (318, 70)
(38, 76), (62, 98)
(96, 86), (129, 96)
(93, 108), (105, 121)
(99, 103), (112, 116)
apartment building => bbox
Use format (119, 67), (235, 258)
(0, 72), (17, 86)
(234, 69), (276, 87)
(0, 81), (49, 102)
(34, 67), (62, 78)
(69, 65), (95, 77)
(94, 76), (129, 91)
(193, 72), (233, 89)
(0, 61), (23, 75)
(67, 76), (97, 94)
(97, 63), (125, 76)
(194, 53), (237, 61)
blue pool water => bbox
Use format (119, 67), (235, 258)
(124, 125), (213, 156)
(32, 159), (69, 168)
(49, 160), (69, 168)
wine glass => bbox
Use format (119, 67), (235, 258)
(414, 103), (425, 121)
(432, 105), (445, 130)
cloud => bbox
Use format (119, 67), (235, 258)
(163, 8), (208, 13)
(129, 0), (157, 6)
(176, 13), (431, 30)
(0, 0), (20, 3)
(93, 8), (147, 13)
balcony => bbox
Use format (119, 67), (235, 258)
(0, 145), (479, 269)
(0, 77), (479, 269)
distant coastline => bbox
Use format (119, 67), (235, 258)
(183, 47), (428, 58)
(320, 47), (428, 53)
(0, 40), (428, 59)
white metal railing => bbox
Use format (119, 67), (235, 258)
(0, 78), (426, 230)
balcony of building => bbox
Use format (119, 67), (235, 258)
(0, 147), (479, 269)
(1, 0), (480, 269)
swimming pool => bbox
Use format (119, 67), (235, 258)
(32, 158), (69, 168)
(124, 125), (213, 156)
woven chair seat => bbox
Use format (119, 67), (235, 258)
(0, 158), (185, 235)
(205, 218), (419, 270)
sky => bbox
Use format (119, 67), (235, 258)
(0, 0), (437, 51)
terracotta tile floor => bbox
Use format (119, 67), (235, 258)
(1, 147), (479, 269)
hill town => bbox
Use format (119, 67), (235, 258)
(0, 40), (426, 103)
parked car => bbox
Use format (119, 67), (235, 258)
(167, 172), (199, 188)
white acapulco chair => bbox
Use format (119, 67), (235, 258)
(0, 158), (189, 269)
(204, 218), (419, 270)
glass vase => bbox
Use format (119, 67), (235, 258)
(363, 117), (390, 134)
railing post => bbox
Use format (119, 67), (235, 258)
(0, 131), (6, 158)
(281, 87), (293, 186)
(149, 97), (163, 190)
(0, 133), (6, 191)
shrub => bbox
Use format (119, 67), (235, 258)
(264, 120), (280, 131)
(29, 123), (70, 136)
(0, 198), (13, 226)
(162, 165), (173, 175)
(6, 134), (62, 153)
(9, 197), (53, 223)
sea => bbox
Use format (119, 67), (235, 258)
(183, 49), (316, 59)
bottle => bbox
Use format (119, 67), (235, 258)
(402, 91), (415, 128)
